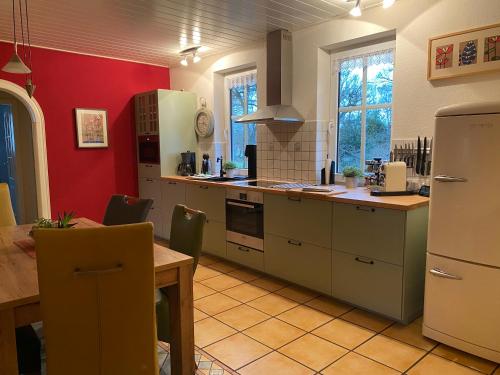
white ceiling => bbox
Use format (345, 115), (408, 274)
(0, 0), (385, 67)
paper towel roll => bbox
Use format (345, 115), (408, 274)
(324, 158), (332, 185)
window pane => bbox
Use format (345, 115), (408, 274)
(247, 84), (258, 114)
(231, 121), (246, 168)
(365, 108), (392, 161)
(367, 54), (393, 105)
(339, 58), (363, 108)
(230, 86), (245, 118)
(337, 110), (362, 171)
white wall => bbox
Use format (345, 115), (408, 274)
(170, 43), (266, 171)
(170, 0), (500, 175)
(294, 0), (500, 138)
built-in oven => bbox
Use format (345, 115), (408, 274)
(138, 135), (160, 164)
(226, 189), (264, 251)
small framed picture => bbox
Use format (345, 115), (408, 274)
(428, 23), (500, 80)
(75, 108), (109, 148)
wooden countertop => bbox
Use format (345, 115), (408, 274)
(162, 176), (429, 210)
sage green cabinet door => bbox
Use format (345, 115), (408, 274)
(332, 250), (403, 319)
(265, 234), (331, 294)
(333, 203), (405, 265)
(264, 194), (332, 248)
(226, 242), (264, 271)
(161, 181), (186, 240)
(186, 184), (226, 222)
(203, 220), (226, 258)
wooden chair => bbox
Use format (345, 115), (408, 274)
(156, 204), (206, 343)
(102, 195), (153, 226)
(0, 182), (16, 226)
(34, 223), (158, 375)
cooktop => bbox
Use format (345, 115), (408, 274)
(233, 180), (279, 188)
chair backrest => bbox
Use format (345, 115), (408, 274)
(0, 182), (16, 226)
(169, 204), (206, 271)
(35, 223), (157, 375)
(102, 195), (153, 226)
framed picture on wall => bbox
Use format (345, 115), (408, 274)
(75, 108), (109, 148)
(428, 23), (500, 80)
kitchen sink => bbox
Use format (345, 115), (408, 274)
(206, 176), (246, 182)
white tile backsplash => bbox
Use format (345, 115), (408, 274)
(255, 121), (334, 183)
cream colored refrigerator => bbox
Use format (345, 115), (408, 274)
(423, 102), (500, 363)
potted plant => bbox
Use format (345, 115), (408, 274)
(223, 161), (238, 178)
(342, 166), (364, 189)
(29, 211), (76, 238)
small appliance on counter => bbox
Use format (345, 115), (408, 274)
(177, 151), (196, 176)
(245, 145), (257, 179)
(201, 153), (212, 175)
(320, 158), (335, 185)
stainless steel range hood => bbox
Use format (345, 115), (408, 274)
(236, 30), (304, 125)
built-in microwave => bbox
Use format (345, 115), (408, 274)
(138, 135), (160, 164)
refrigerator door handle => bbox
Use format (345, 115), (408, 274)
(434, 175), (467, 183)
(429, 267), (462, 280)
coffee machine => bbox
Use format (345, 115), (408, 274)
(177, 151), (196, 176)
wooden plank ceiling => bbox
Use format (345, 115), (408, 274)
(0, 0), (384, 67)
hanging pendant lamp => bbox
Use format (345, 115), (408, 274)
(2, 42), (31, 74)
(2, 0), (31, 74)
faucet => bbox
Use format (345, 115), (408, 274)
(216, 156), (225, 178)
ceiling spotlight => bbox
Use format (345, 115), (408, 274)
(383, 0), (395, 8)
(180, 57), (188, 66)
(350, 0), (362, 16)
(193, 53), (201, 63)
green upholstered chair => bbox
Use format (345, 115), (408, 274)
(102, 195), (153, 226)
(156, 204), (206, 343)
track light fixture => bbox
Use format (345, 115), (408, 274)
(179, 46), (202, 67)
(350, 0), (362, 16)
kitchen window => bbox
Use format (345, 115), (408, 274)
(226, 70), (257, 168)
(332, 43), (394, 172)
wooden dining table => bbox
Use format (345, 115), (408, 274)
(0, 217), (195, 375)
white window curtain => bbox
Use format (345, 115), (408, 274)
(227, 70), (257, 89)
(333, 49), (394, 73)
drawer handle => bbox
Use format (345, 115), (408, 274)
(237, 246), (250, 252)
(287, 239), (302, 246)
(356, 206), (375, 213)
(288, 196), (301, 202)
(355, 257), (374, 265)
(434, 175), (467, 183)
(199, 186), (209, 190)
(145, 164), (153, 168)
(146, 178), (154, 182)
(168, 182), (177, 185)
(429, 268), (462, 280)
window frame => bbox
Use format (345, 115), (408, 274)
(330, 41), (395, 175)
(224, 69), (258, 169)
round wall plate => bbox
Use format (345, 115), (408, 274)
(194, 108), (214, 138)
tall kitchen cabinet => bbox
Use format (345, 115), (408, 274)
(136, 90), (197, 238)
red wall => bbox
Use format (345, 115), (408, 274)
(0, 42), (170, 221)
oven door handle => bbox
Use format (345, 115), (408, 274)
(226, 201), (256, 209)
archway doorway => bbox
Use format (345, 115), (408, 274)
(0, 79), (50, 220)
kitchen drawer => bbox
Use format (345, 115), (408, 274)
(186, 184), (225, 222)
(138, 163), (161, 178)
(333, 203), (405, 265)
(139, 177), (162, 207)
(265, 233), (331, 294)
(161, 180), (186, 239)
(202, 220), (226, 258)
(226, 242), (264, 271)
(264, 194), (332, 248)
(332, 250), (403, 319)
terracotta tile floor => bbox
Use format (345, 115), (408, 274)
(194, 255), (500, 374)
